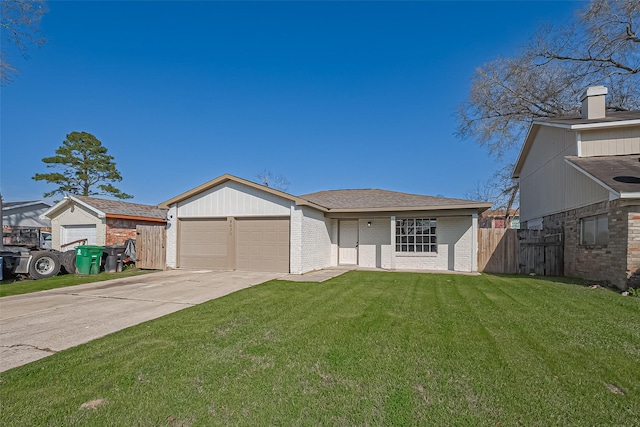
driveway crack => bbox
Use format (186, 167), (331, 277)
(64, 293), (196, 305)
(1, 344), (57, 353)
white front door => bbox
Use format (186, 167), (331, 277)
(339, 220), (358, 265)
(61, 224), (97, 250)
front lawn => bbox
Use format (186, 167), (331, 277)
(0, 268), (154, 297)
(1, 272), (638, 425)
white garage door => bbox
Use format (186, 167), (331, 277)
(236, 218), (290, 273)
(61, 225), (97, 250)
(179, 219), (228, 269)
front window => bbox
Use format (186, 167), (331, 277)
(395, 219), (437, 253)
(580, 214), (608, 245)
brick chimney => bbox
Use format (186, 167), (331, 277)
(580, 86), (608, 120)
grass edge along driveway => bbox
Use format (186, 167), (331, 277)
(1, 271), (638, 426)
(0, 268), (153, 297)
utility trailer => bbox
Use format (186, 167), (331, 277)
(1, 196), (75, 280)
(1, 246), (64, 279)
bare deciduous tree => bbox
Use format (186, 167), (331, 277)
(458, 0), (639, 157)
(460, 0), (639, 220)
(1, 0), (48, 84)
(466, 163), (519, 225)
(256, 170), (290, 192)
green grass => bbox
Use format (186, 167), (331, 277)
(0, 268), (153, 297)
(1, 271), (638, 426)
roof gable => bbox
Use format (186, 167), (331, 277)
(2, 200), (51, 211)
(43, 195), (167, 221)
(513, 111), (640, 178)
(159, 174), (325, 210)
(161, 174), (491, 214)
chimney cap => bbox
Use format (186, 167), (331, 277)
(580, 86), (608, 102)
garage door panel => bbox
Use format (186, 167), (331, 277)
(61, 225), (97, 250)
(179, 219), (228, 269)
(236, 218), (289, 273)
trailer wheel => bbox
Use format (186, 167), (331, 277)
(29, 252), (61, 279)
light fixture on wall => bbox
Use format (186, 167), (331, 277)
(367, 221), (371, 228)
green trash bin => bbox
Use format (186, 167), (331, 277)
(75, 245), (105, 275)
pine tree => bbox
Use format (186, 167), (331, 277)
(33, 131), (133, 199)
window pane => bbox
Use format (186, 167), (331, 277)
(431, 245), (437, 252)
(395, 218), (437, 252)
(596, 215), (609, 245)
(582, 218), (595, 244)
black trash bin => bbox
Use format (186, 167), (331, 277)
(103, 245), (126, 273)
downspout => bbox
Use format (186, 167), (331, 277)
(472, 213), (478, 272)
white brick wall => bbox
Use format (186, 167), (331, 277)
(165, 206), (178, 268)
(298, 207), (332, 273)
(289, 206), (303, 274)
(393, 216), (474, 272)
(358, 219), (392, 268)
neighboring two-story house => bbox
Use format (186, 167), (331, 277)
(513, 86), (640, 290)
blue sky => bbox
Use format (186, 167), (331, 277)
(1, 1), (581, 205)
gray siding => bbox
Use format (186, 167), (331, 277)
(519, 126), (609, 222)
(580, 127), (640, 157)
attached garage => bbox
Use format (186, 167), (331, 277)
(178, 217), (290, 273)
(178, 219), (228, 269)
(236, 218), (289, 273)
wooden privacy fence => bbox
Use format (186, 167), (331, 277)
(136, 225), (166, 270)
(478, 229), (564, 276)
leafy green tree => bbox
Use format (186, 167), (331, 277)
(33, 131), (133, 199)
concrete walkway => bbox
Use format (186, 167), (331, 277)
(281, 266), (480, 282)
(0, 269), (283, 372)
(282, 266), (355, 282)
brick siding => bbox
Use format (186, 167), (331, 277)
(543, 200), (639, 289)
(106, 218), (163, 246)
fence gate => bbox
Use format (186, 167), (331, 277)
(136, 224), (166, 270)
(478, 228), (564, 276)
(517, 230), (563, 276)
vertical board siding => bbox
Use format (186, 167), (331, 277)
(478, 229), (563, 276)
(177, 182), (292, 217)
(580, 127), (640, 157)
(478, 229), (518, 274)
(136, 225), (166, 270)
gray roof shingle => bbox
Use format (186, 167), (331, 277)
(73, 195), (168, 220)
(300, 189), (489, 211)
(565, 154), (640, 195)
(536, 110), (640, 126)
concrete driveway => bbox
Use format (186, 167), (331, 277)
(0, 269), (283, 372)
